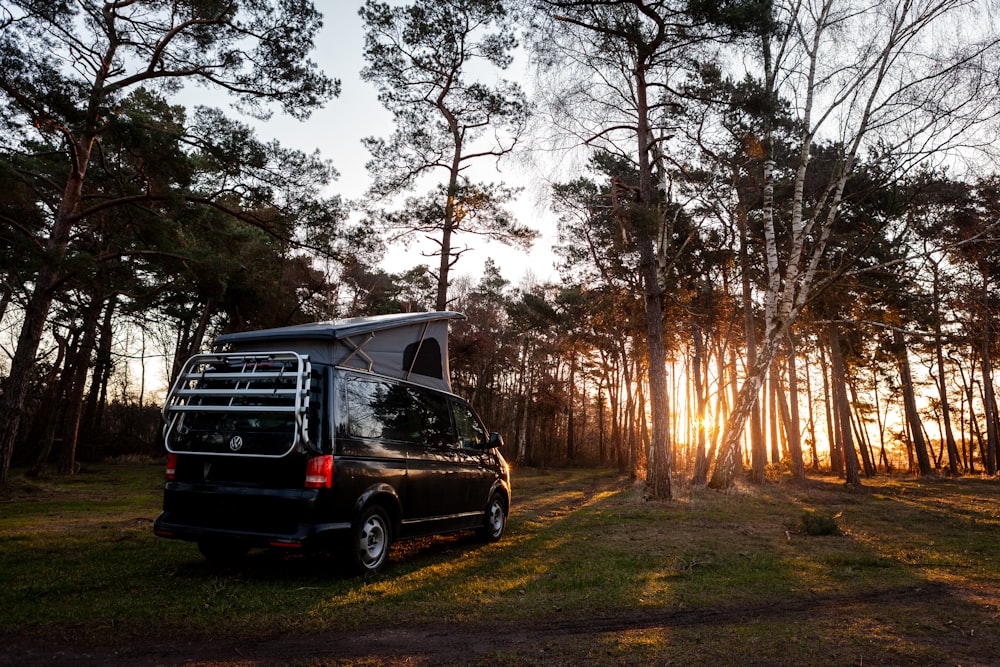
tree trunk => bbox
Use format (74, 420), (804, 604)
(55, 298), (104, 474)
(81, 295), (118, 445)
(871, 367), (891, 472)
(434, 105), (465, 312)
(818, 341), (842, 475)
(625, 357), (639, 478)
(934, 334), (962, 477)
(734, 203), (766, 486)
(804, 354), (820, 471)
(709, 338), (776, 489)
(847, 379), (876, 476)
(769, 368), (782, 465)
(27, 335), (69, 478)
(435, 198), (456, 311)
(932, 267), (960, 474)
(828, 322), (861, 487)
(955, 360), (975, 473)
(635, 379), (649, 476)
(566, 351), (576, 461)
(0, 148), (92, 483)
(785, 333), (805, 480)
(605, 351), (626, 473)
(631, 56), (672, 500)
(894, 328), (933, 476)
(980, 335), (998, 475)
(597, 386), (607, 464)
(691, 322), (711, 485)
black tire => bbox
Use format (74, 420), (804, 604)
(476, 492), (507, 543)
(348, 504), (392, 575)
(197, 538), (249, 566)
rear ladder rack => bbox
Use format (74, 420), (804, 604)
(163, 351), (312, 457)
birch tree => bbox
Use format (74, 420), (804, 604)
(709, 0), (1000, 488)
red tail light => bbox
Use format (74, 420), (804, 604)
(305, 455), (333, 488)
(165, 453), (177, 480)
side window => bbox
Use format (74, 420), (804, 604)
(345, 376), (391, 440)
(305, 367), (324, 450)
(409, 386), (454, 447)
(453, 401), (489, 450)
(344, 375), (455, 446)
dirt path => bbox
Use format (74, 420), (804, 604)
(7, 582), (996, 666)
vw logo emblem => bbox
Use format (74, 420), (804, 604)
(229, 435), (244, 451)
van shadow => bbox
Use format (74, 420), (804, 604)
(168, 530), (484, 582)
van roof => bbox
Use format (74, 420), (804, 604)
(213, 311), (466, 392)
(214, 311), (466, 345)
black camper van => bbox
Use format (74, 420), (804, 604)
(153, 312), (510, 574)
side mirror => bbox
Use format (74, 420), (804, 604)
(489, 432), (504, 450)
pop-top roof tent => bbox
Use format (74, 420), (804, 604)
(213, 311), (466, 393)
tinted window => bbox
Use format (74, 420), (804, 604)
(345, 376), (454, 446)
(453, 401), (489, 449)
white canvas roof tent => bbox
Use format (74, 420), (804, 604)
(212, 311), (466, 392)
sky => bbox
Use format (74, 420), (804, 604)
(239, 3), (561, 291)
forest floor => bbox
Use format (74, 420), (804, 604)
(7, 581), (998, 666)
(2, 464), (999, 666)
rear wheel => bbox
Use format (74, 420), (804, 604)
(197, 538), (249, 566)
(348, 505), (392, 575)
(476, 492), (507, 542)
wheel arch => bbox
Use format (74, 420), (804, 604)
(488, 479), (511, 515)
(353, 483), (403, 534)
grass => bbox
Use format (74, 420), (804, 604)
(1, 463), (999, 665)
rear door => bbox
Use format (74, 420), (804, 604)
(163, 352), (312, 459)
(337, 373), (416, 516)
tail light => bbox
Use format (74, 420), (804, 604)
(305, 455), (333, 488)
(165, 453), (177, 480)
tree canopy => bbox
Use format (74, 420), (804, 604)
(4, 0), (1000, 495)
(360, 0), (535, 310)
(0, 0), (341, 482)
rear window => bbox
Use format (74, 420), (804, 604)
(163, 352), (317, 457)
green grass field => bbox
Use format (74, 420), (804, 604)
(1, 463), (999, 665)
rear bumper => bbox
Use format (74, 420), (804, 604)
(153, 482), (349, 547)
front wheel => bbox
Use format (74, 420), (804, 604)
(476, 492), (507, 543)
(348, 505), (392, 575)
